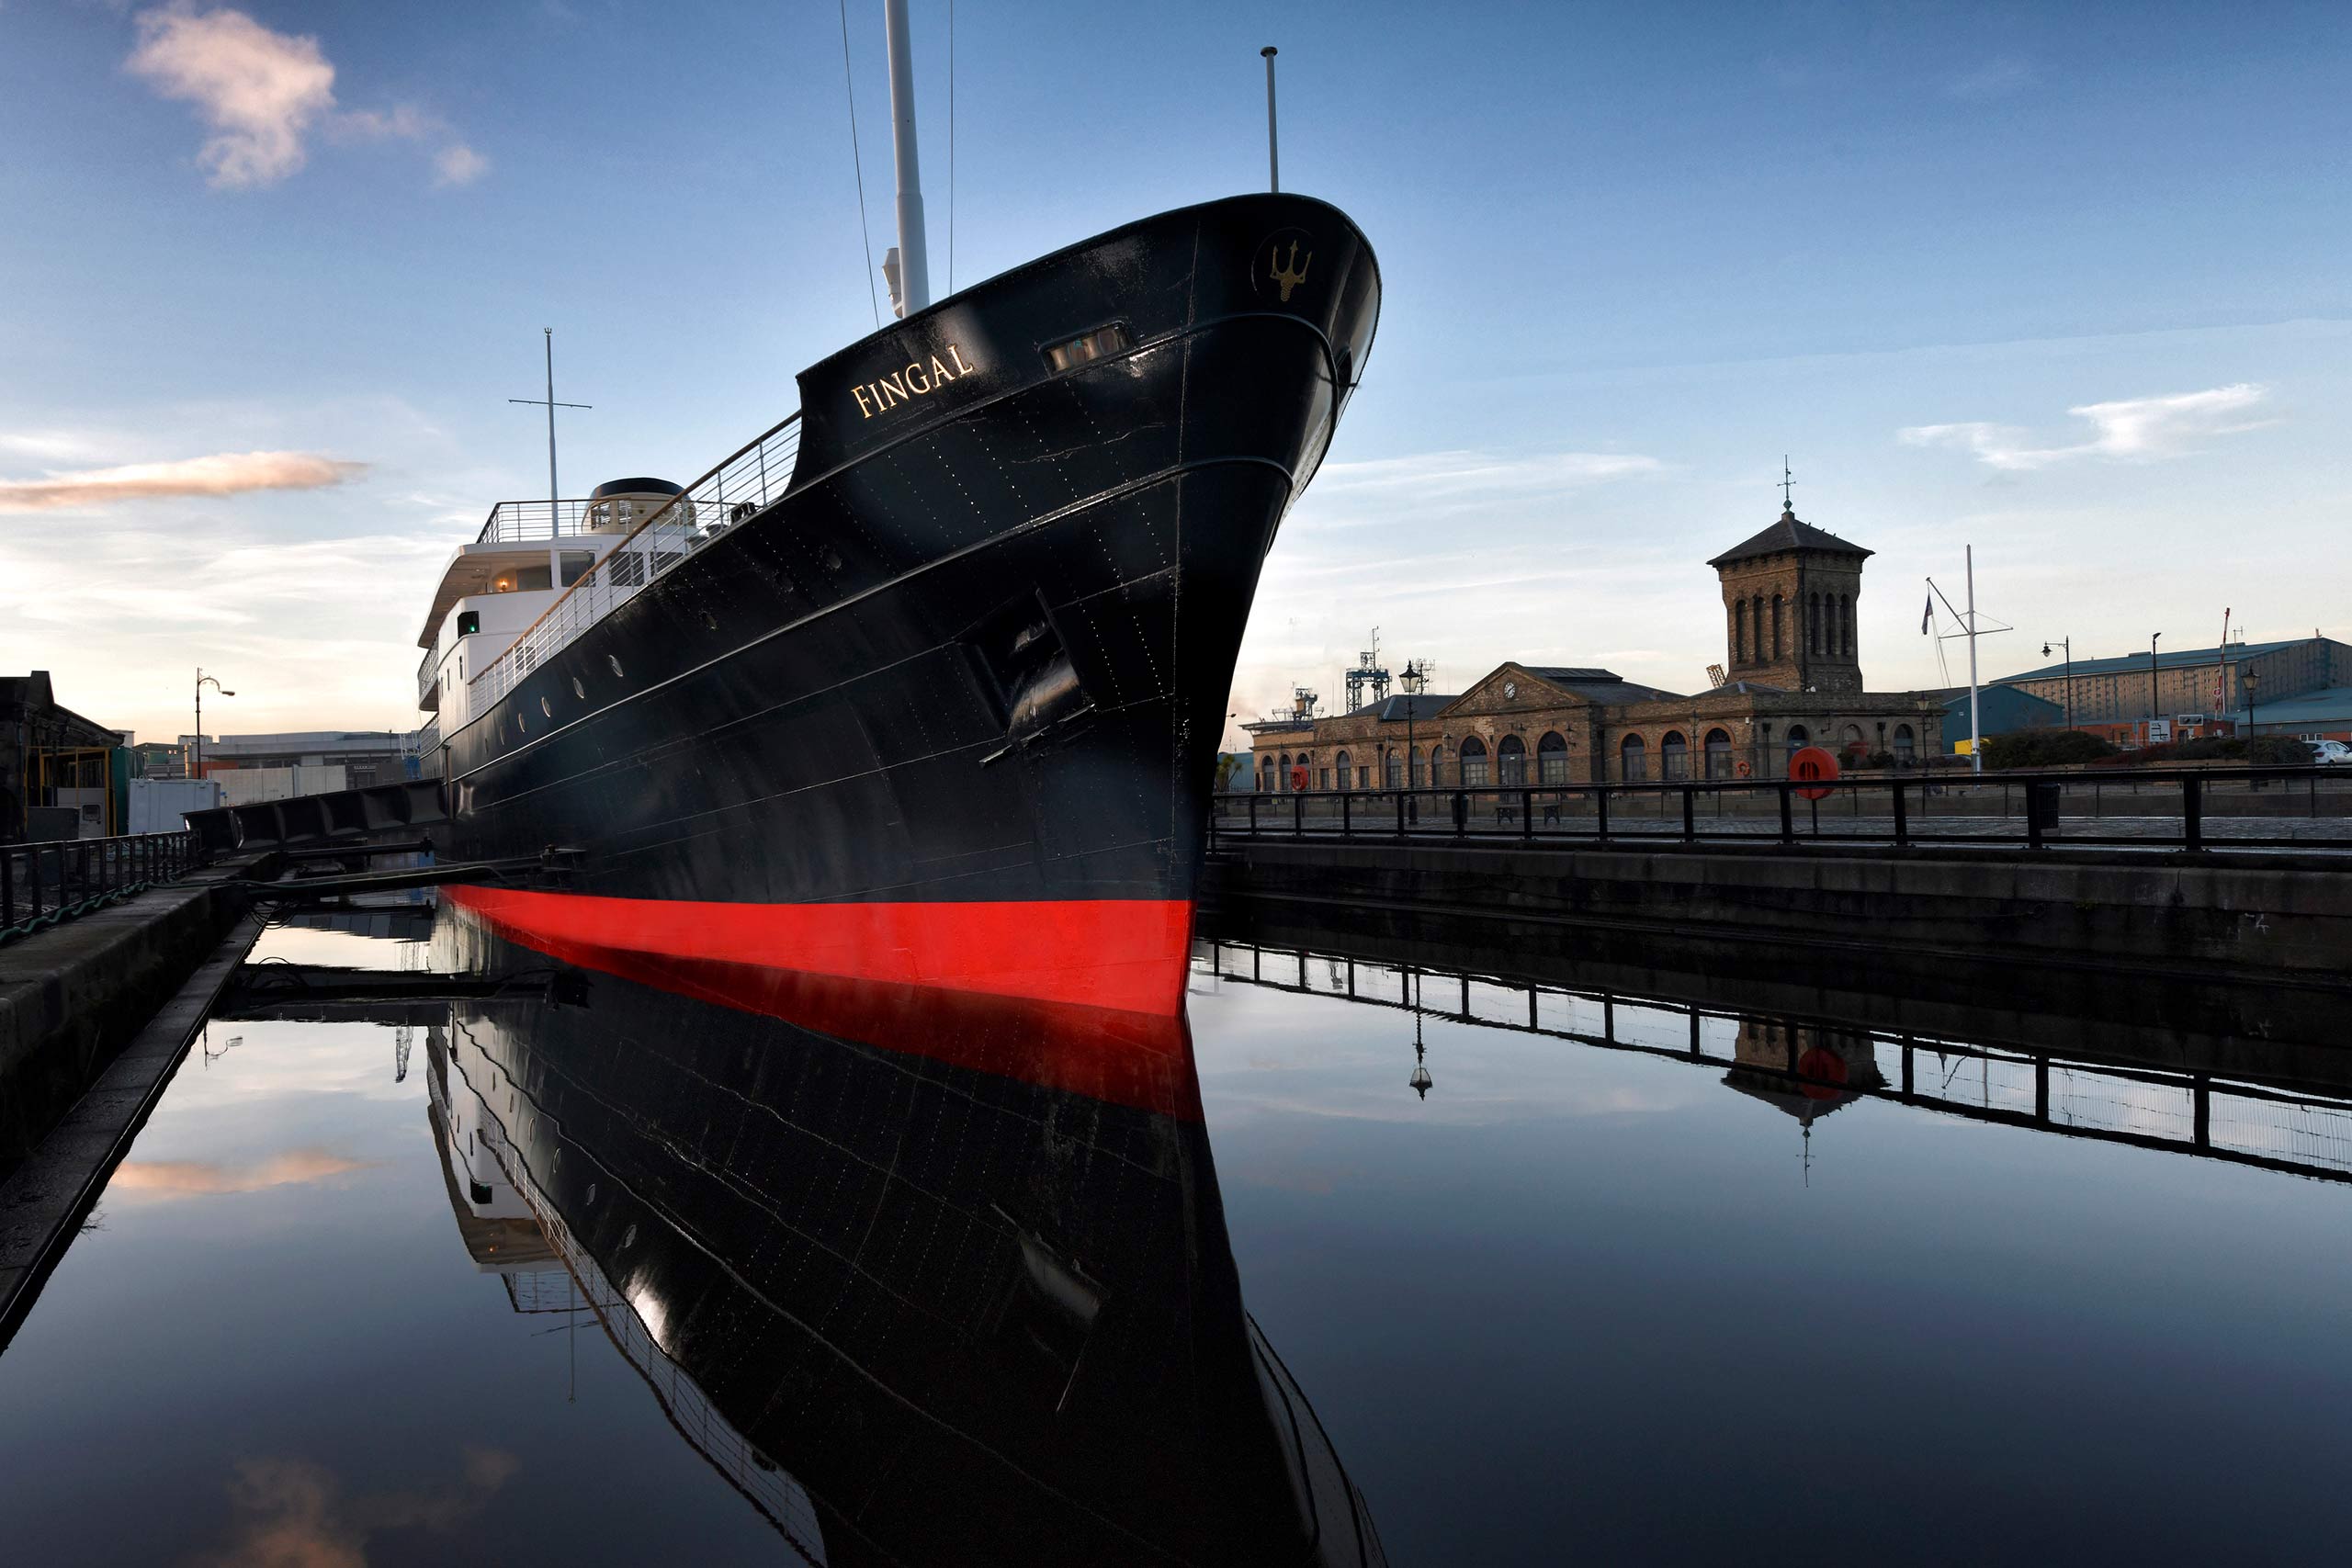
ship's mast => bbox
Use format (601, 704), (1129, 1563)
(883, 0), (932, 317)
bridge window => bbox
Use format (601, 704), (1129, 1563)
(456, 610), (481, 637)
(1538, 731), (1568, 784)
(1704, 728), (1733, 779)
(1458, 736), (1491, 787)
(1620, 733), (1647, 782)
(1497, 734), (1526, 786)
(1660, 730), (1689, 781)
(1894, 724), (1916, 763)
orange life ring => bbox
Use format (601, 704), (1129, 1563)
(1736, 761), (1752, 778)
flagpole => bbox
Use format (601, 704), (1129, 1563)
(1966, 545), (1982, 775)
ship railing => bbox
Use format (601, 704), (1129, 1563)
(417, 644), (441, 708)
(469, 412), (802, 709)
(473, 498), (598, 544)
(415, 714), (441, 758)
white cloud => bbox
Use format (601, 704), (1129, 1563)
(0, 449), (366, 512)
(433, 142), (491, 187)
(1898, 384), (2275, 470)
(125, 6), (486, 189)
(125, 4), (335, 188)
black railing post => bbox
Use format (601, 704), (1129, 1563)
(1681, 785), (1696, 842)
(1892, 778), (1907, 846)
(1341, 791), (1351, 838)
(29, 841), (43, 919)
(1778, 782), (1794, 844)
(2, 847), (12, 929)
(1293, 792), (1304, 838)
(1453, 790), (1466, 838)
(2182, 774), (2203, 852)
(2027, 784), (2047, 851)
(1247, 795), (1259, 839)
(1595, 785), (1610, 843)
(1396, 789), (1407, 839)
(1521, 789), (1532, 841)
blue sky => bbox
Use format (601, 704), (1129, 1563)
(2, 2), (2346, 748)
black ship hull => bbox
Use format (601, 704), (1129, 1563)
(441, 194), (1378, 1018)
(433, 911), (1385, 1566)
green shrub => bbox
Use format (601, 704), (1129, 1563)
(1982, 729), (2120, 770)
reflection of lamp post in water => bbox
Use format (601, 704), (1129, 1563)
(1407, 969), (1433, 1099)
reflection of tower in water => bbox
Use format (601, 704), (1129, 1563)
(1723, 1020), (1885, 1180)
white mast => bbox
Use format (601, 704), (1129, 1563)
(1261, 47), (1280, 192)
(882, 0), (931, 317)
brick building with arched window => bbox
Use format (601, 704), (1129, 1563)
(1244, 505), (1943, 788)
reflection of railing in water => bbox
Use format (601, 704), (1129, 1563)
(1193, 942), (2352, 1186)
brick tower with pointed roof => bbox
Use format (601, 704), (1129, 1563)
(1709, 504), (1872, 694)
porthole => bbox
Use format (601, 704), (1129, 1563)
(572, 676), (585, 699)
(539, 695), (553, 717)
(607, 654), (625, 678)
(702, 609), (718, 631)
(586, 1182), (598, 1205)
(621, 1223), (638, 1249)
(824, 548), (842, 571)
(516, 711), (526, 733)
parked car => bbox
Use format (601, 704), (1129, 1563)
(2307, 739), (2352, 765)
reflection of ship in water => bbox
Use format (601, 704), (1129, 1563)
(425, 910), (1384, 1567)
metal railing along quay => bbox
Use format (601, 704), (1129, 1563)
(1210, 765), (2352, 854)
(1, 830), (204, 946)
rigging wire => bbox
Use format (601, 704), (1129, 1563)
(947, 0), (956, 293)
(837, 0), (883, 330)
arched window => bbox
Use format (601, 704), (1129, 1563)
(1259, 756), (1274, 792)
(1893, 724), (1916, 763)
(1840, 592), (1854, 658)
(1498, 734), (1527, 786)
(1840, 724), (1866, 761)
(1411, 745), (1428, 787)
(1429, 742), (1446, 785)
(1733, 601), (1747, 664)
(1753, 593), (1765, 659)
(1704, 727), (1733, 779)
(1277, 752), (1291, 791)
(1813, 592), (1826, 655)
(1784, 724), (1809, 769)
(1459, 735), (1491, 787)
(1385, 749), (1403, 786)
(1334, 750), (1351, 791)
(1660, 730), (1689, 781)
(1538, 731), (1568, 784)
(1771, 595), (1783, 660)
(1620, 733), (1647, 782)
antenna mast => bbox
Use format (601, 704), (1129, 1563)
(1261, 47), (1280, 192)
(883, 0), (932, 316)
(508, 328), (591, 524)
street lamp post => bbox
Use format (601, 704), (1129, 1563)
(194, 669), (234, 779)
(2244, 668), (2261, 748)
(2147, 634), (2162, 746)
(2041, 637), (2074, 729)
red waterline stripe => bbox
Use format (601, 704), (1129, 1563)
(442, 889), (1202, 1119)
(441, 886), (1195, 1017)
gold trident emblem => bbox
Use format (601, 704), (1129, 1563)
(1269, 239), (1312, 302)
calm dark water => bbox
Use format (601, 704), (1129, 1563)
(4, 915), (2351, 1564)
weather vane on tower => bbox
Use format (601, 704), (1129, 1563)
(1781, 455), (1794, 513)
